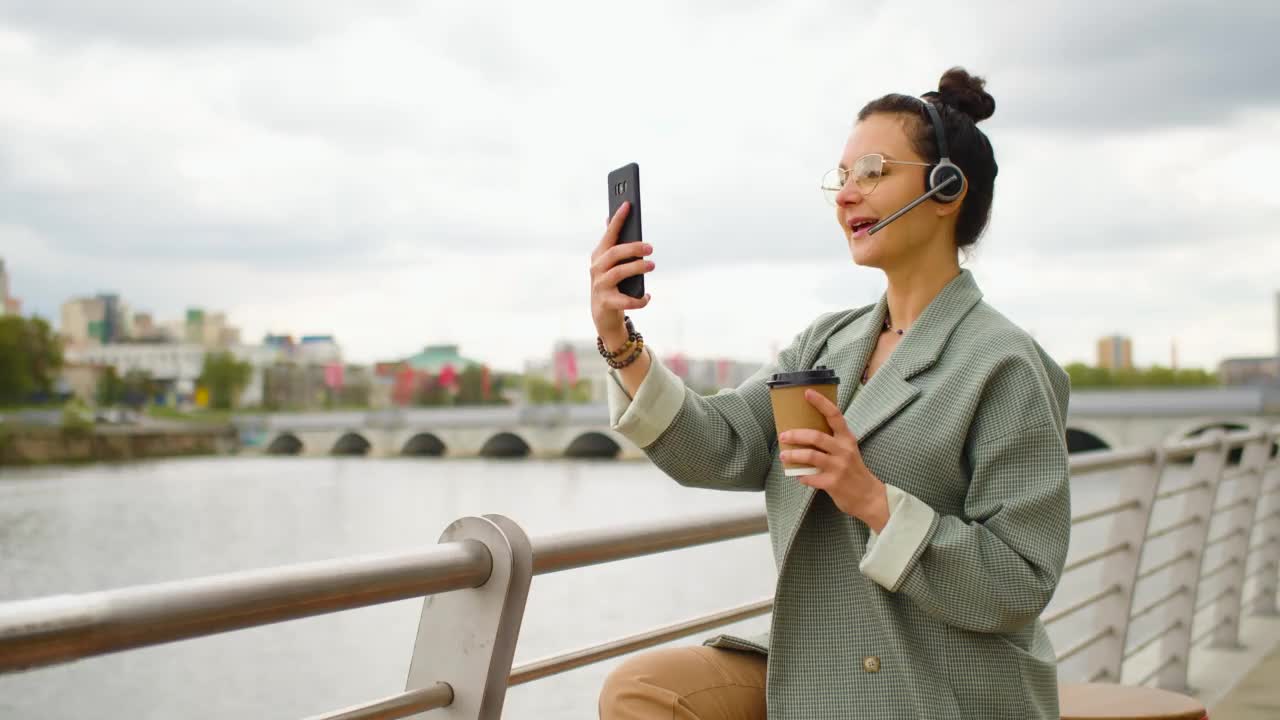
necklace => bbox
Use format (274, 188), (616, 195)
(882, 312), (905, 336)
(862, 311), (905, 385)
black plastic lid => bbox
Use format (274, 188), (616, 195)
(765, 365), (840, 388)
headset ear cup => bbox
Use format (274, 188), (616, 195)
(930, 162), (965, 203)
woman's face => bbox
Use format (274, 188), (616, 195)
(834, 113), (946, 269)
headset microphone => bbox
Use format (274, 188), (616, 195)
(866, 97), (966, 237)
(865, 175), (959, 236)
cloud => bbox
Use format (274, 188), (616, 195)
(972, 0), (1280, 130)
(0, 1), (1275, 375)
(0, 0), (415, 48)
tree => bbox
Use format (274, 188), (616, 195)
(1065, 362), (1219, 388)
(199, 352), (253, 410)
(0, 315), (64, 406)
(96, 367), (123, 406)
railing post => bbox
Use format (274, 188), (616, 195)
(1209, 436), (1271, 648)
(1100, 452), (1166, 682)
(1249, 431), (1280, 618)
(1151, 430), (1227, 692)
(403, 514), (532, 720)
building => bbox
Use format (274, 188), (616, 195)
(61, 294), (129, 348)
(1218, 357), (1280, 386)
(528, 339), (767, 405)
(0, 258), (18, 316)
(65, 341), (288, 406)
(183, 308), (241, 350)
(296, 335), (342, 365)
(1097, 335), (1134, 370)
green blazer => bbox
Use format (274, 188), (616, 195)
(606, 269), (1072, 719)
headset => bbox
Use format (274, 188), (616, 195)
(865, 96), (966, 236)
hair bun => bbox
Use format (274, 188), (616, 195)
(936, 67), (995, 123)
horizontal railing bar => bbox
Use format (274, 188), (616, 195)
(1057, 626), (1115, 662)
(1219, 467), (1254, 484)
(1136, 654), (1180, 687)
(1069, 447), (1156, 474)
(1137, 551), (1197, 581)
(1072, 501), (1142, 526)
(1201, 557), (1241, 582)
(1044, 585), (1123, 626)
(301, 683), (454, 720)
(1242, 588), (1277, 612)
(1213, 498), (1254, 514)
(1163, 435), (1223, 461)
(1248, 537), (1278, 554)
(1147, 516), (1203, 541)
(1205, 528), (1246, 549)
(1194, 586), (1237, 613)
(530, 508), (767, 576)
(1245, 560), (1277, 581)
(1131, 585), (1189, 621)
(1191, 617), (1231, 646)
(0, 542), (491, 674)
(1063, 543), (1132, 574)
(1155, 481), (1210, 501)
(508, 597), (773, 686)
(1124, 620), (1183, 659)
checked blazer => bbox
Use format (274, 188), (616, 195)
(605, 268), (1073, 719)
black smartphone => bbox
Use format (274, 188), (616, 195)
(606, 162), (644, 299)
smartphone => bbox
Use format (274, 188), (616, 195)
(606, 162), (644, 299)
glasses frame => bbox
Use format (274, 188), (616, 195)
(821, 153), (932, 205)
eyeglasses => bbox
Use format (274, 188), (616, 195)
(820, 153), (932, 205)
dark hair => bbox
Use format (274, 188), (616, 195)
(856, 67), (998, 252)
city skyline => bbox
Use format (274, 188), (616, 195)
(5, 252), (1278, 377)
(2, 2), (1278, 372)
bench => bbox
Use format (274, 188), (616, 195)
(1060, 682), (1207, 720)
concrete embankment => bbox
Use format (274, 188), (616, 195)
(0, 425), (238, 466)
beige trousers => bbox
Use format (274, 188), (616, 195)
(598, 646), (768, 719)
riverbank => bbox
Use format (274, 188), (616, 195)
(0, 424), (238, 466)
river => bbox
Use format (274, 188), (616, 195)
(0, 456), (787, 719)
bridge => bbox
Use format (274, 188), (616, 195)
(234, 385), (1280, 461)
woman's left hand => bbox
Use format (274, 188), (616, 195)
(778, 389), (890, 532)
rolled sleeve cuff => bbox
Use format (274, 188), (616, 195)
(859, 484), (937, 592)
(605, 346), (687, 448)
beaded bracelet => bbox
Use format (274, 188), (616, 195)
(604, 337), (645, 370)
(597, 316), (639, 360)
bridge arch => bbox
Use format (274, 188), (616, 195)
(1065, 427), (1112, 454)
(266, 433), (304, 456)
(402, 433), (447, 457)
(480, 432), (531, 458)
(564, 432), (621, 459)
(1175, 421), (1252, 466)
(332, 432), (372, 457)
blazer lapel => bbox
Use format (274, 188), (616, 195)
(834, 268), (985, 445)
(773, 269), (986, 575)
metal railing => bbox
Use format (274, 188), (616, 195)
(1, 424), (1278, 718)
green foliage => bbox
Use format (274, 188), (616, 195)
(199, 352), (253, 410)
(96, 367), (162, 408)
(0, 315), (64, 406)
(60, 398), (94, 434)
(1064, 362), (1218, 388)
(524, 375), (594, 404)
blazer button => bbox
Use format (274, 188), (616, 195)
(862, 656), (881, 673)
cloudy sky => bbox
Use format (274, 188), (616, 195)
(2, 0), (1278, 373)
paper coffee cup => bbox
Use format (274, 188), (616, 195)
(766, 366), (841, 477)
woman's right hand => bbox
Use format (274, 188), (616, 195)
(590, 201), (654, 342)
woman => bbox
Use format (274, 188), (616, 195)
(588, 68), (1071, 720)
